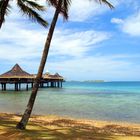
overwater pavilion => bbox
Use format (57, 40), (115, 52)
(0, 64), (64, 91)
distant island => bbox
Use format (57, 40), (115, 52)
(83, 80), (105, 83)
(67, 80), (105, 83)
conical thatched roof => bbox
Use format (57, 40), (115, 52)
(43, 72), (63, 80)
(0, 64), (33, 78)
(54, 73), (62, 77)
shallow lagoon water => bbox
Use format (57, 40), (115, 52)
(0, 81), (140, 123)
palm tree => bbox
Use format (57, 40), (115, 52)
(16, 0), (114, 130)
(0, 0), (48, 29)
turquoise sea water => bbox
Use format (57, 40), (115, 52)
(0, 81), (140, 123)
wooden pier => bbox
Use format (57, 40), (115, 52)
(0, 64), (64, 91)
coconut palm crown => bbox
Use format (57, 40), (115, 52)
(0, 0), (48, 28)
(46, 0), (114, 20)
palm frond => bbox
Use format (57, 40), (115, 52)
(61, 0), (71, 20)
(4, 2), (11, 16)
(24, 0), (46, 11)
(17, 0), (48, 27)
(0, 0), (11, 22)
(0, 0), (11, 15)
(97, 0), (114, 9)
(46, 0), (57, 7)
(0, 0), (3, 7)
(46, 0), (71, 20)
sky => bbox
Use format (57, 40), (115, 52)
(0, 0), (140, 81)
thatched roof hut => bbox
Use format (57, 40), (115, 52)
(43, 72), (63, 80)
(0, 64), (64, 90)
(0, 64), (33, 78)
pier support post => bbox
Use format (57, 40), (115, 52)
(57, 81), (60, 88)
(39, 83), (42, 88)
(1, 84), (3, 91)
(40, 83), (42, 88)
(26, 84), (28, 91)
(42, 83), (44, 88)
(40, 82), (43, 88)
(17, 83), (18, 91)
(4, 83), (6, 91)
(15, 83), (19, 91)
(31, 82), (33, 88)
(51, 82), (53, 87)
(1, 83), (4, 91)
(15, 83), (16, 91)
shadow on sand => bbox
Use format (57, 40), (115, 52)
(0, 114), (140, 140)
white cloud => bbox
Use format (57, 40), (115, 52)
(111, 18), (124, 24)
(69, 0), (103, 21)
(122, 12), (140, 36)
(0, 21), (47, 62)
(0, 16), (110, 62)
(46, 55), (140, 81)
(50, 30), (110, 57)
(111, 11), (140, 36)
(68, 0), (135, 22)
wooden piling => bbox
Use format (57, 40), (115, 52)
(26, 84), (28, 91)
(31, 82), (33, 88)
(57, 81), (60, 88)
(4, 83), (6, 91)
(1, 83), (4, 91)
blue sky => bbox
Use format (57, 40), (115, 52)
(0, 0), (140, 81)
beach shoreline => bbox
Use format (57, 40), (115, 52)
(0, 112), (140, 139)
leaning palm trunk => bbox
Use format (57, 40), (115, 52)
(16, 0), (63, 130)
(0, 0), (10, 28)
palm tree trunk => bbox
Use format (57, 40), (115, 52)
(0, 0), (10, 29)
(16, 0), (63, 130)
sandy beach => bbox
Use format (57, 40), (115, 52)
(0, 113), (140, 140)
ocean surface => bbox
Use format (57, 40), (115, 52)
(0, 81), (140, 123)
